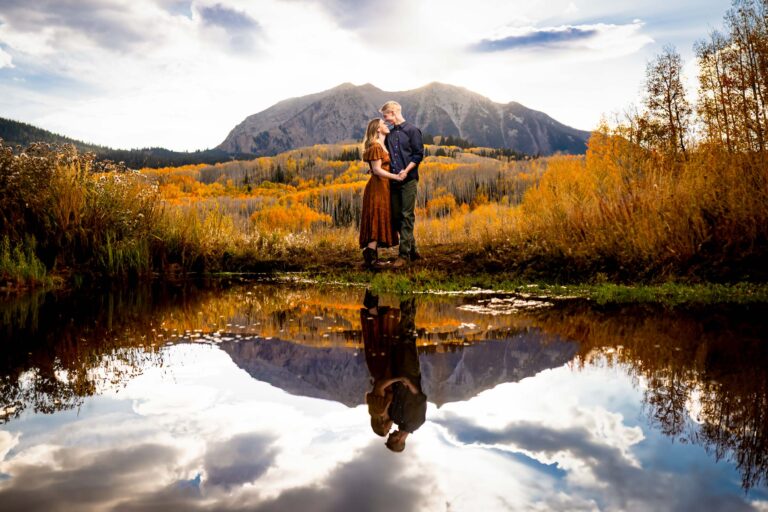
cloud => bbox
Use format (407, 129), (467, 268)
(203, 433), (277, 488)
(0, 46), (13, 68)
(0, 0), (155, 53)
(159, 0), (194, 18)
(198, 3), (259, 30)
(278, 0), (400, 30)
(472, 26), (600, 52)
(196, 3), (263, 53)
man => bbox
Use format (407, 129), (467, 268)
(380, 101), (424, 268)
(385, 297), (426, 453)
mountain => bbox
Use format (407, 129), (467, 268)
(217, 82), (591, 156)
(219, 331), (578, 407)
(0, 117), (245, 168)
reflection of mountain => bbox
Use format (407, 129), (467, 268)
(221, 338), (368, 407)
(420, 332), (578, 406)
(219, 332), (578, 407)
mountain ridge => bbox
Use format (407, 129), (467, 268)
(218, 82), (591, 156)
(0, 116), (248, 168)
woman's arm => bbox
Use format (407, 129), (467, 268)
(400, 377), (420, 394)
(374, 376), (419, 394)
(370, 160), (404, 181)
(374, 377), (404, 393)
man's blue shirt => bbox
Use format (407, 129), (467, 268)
(385, 122), (424, 183)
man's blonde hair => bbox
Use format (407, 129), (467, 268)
(379, 101), (402, 114)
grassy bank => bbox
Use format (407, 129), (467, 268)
(303, 268), (768, 306)
(1, 133), (766, 295)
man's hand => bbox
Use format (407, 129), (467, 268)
(398, 170), (408, 180)
(399, 377), (419, 394)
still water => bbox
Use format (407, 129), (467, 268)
(0, 278), (767, 511)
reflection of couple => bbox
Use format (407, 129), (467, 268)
(359, 101), (424, 270)
(361, 290), (426, 452)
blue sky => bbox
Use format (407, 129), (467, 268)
(0, 0), (732, 151)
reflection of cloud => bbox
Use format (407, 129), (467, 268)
(0, 444), (181, 511)
(244, 443), (430, 512)
(473, 26), (598, 51)
(436, 413), (642, 479)
(0, 437), (429, 511)
(204, 433), (277, 488)
(435, 412), (757, 512)
(0, 431), (19, 461)
(0, 344), (764, 511)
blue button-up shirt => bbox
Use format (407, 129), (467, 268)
(385, 122), (424, 183)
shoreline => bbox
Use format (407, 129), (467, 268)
(4, 268), (768, 307)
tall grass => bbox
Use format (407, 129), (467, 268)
(0, 235), (49, 288)
(2, 129), (766, 287)
(502, 132), (768, 280)
(0, 141), (159, 283)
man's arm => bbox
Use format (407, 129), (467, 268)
(401, 126), (424, 175)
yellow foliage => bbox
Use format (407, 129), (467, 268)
(250, 202), (332, 233)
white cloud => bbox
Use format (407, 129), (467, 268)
(0, 47), (13, 68)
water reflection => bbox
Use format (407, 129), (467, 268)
(0, 280), (766, 509)
(361, 292), (427, 452)
(535, 302), (768, 491)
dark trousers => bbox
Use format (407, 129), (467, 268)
(391, 179), (417, 258)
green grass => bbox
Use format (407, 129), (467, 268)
(0, 235), (53, 290)
(305, 269), (768, 306)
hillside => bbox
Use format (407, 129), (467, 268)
(0, 117), (243, 168)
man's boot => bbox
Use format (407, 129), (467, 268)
(391, 256), (408, 269)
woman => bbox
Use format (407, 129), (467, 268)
(361, 290), (405, 438)
(359, 118), (404, 269)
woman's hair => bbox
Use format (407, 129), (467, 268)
(363, 118), (382, 150)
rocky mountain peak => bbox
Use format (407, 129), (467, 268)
(217, 82), (590, 156)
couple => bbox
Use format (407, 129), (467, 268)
(361, 291), (426, 452)
(359, 101), (424, 270)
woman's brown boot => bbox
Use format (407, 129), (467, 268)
(362, 247), (377, 269)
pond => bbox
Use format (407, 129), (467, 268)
(1, 278), (767, 511)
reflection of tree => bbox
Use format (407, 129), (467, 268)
(534, 303), (768, 490)
(694, 342), (768, 490)
(645, 369), (692, 438)
(0, 282), (225, 423)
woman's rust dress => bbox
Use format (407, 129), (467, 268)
(359, 143), (398, 248)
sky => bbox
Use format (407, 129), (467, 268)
(0, 0), (733, 151)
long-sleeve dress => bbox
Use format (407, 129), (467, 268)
(359, 143), (399, 249)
